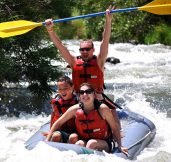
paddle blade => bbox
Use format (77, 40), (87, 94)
(0, 20), (42, 38)
(139, 0), (171, 15)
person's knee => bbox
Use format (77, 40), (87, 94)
(86, 139), (109, 152)
(86, 139), (97, 149)
(51, 132), (62, 142)
(68, 133), (79, 144)
(75, 140), (85, 147)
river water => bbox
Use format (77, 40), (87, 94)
(1, 41), (171, 162)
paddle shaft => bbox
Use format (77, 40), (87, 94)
(42, 7), (138, 25)
(1, 8), (137, 33)
(43, 3), (170, 25)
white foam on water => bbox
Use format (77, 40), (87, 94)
(1, 42), (171, 162)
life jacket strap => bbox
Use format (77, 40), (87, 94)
(80, 74), (97, 79)
(79, 119), (94, 124)
(83, 128), (100, 133)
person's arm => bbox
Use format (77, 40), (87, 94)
(46, 105), (78, 141)
(97, 6), (115, 70)
(100, 105), (121, 146)
(100, 104), (128, 155)
(45, 19), (75, 68)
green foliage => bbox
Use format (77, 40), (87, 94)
(74, 0), (171, 44)
(0, 0), (171, 114)
(73, 0), (109, 40)
(144, 23), (171, 45)
(55, 8), (86, 39)
(70, 8), (86, 39)
(0, 0), (74, 101)
(0, 30), (63, 99)
(0, 52), (12, 83)
(57, 22), (85, 39)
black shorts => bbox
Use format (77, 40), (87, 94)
(106, 138), (115, 152)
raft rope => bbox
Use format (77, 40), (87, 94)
(127, 131), (152, 150)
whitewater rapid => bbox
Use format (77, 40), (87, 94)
(1, 41), (171, 162)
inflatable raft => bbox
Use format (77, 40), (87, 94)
(25, 108), (156, 160)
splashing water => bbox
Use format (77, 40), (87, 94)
(1, 41), (171, 162)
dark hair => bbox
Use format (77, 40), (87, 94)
(79, 82), (94, 91)
(57, 76), (73, 86)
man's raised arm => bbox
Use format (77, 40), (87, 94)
(45, 19), (75, 68)
(98, 6), (115, 69)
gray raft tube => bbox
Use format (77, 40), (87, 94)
(25, 109), (156, 160)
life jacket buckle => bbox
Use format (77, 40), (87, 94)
(91, 75), (97, 78)
(83, 128), (100, 133)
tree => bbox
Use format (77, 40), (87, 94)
(74, 0), (171, 44)
(0, 0), (75, 113)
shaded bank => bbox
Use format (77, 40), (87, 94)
(0, 56), (120, 117)
(0, 87), (52, 116)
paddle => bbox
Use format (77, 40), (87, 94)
(0, 0), (171, 38)
(102, 93), (123, 109)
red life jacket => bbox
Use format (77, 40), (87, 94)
(72, 55), (104, 93)
(75, 100), (111, 140)
(50, 94), (78, 133)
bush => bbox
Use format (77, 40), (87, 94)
(145, 23), (171, 45)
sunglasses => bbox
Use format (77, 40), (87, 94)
(79, 89), (94, 95)
(79, 47), (92, 52)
